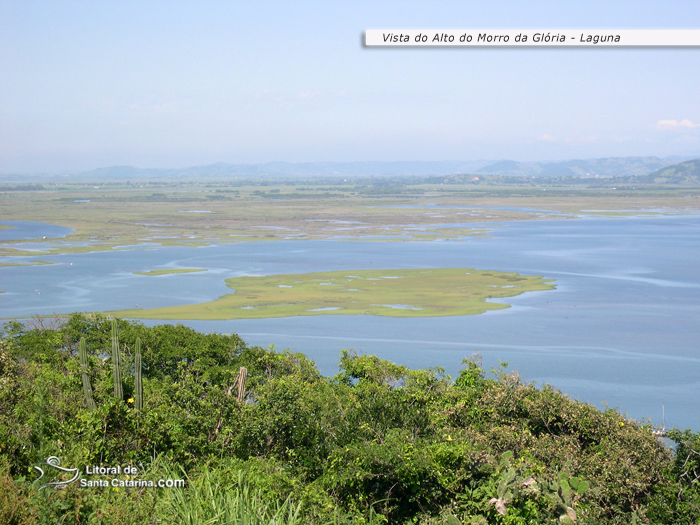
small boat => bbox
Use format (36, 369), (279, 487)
(651, 404), (667, 437)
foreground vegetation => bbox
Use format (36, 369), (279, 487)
(1, 314), (699, 524)
(115, 268), (555, 320)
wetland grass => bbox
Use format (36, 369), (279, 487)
(114, 267), (555, 319)
(1, 181), (697, 257)
(133, 268), (207, 276)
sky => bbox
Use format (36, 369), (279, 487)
(1, 0), (699, 173)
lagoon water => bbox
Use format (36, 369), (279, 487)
(0, 220), (73, 241)
(1, 215), (699, 430)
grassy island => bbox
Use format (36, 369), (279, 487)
(0, 260), (55, 268)
(114, 267), (555, 319)
(133, 268), (207, 276)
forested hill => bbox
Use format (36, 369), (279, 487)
(1, 315), (699, 524)
(474, 156), (678, 178)
(646, 158), (700, 184)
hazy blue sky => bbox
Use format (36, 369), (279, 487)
(1, 0), (699, 172)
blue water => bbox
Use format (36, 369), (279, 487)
(1, 215), (698, 430)
(0, 220), (73, 241)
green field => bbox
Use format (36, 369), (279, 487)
(133, 268), (207, 276)
(114, 267), (555, 319)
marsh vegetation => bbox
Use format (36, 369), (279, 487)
(115, 268), (554, 320)
(133, 268), (207, 276)
(1, 175), (698, 257)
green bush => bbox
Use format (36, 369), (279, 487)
(0, 314), (698, 524)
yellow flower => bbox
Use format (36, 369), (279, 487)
(127, 398), (134, 404)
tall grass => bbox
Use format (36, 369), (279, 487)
(160, 465), (388, 525)
(162, 467), (303, 525)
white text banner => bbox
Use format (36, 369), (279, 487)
(365, 30), (700, 47)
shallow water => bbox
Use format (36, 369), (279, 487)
(0, 220), (73, 241)
(1, 215), (698, 430)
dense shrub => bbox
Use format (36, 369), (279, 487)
(0, 315), (698, 524)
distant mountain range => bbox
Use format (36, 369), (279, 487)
(645, 158), (700, 184)
(34, 161), (495, 180)
(474, 156), (685, 178)
(1, 156), (698, 181)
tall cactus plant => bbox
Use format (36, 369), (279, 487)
(79, 337), (96, 411)
(134, 337), (143, 411)
(111, 319), (123, 400)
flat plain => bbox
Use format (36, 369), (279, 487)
(1, 177), (698, 257)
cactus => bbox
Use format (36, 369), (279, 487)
(486, 452), (541, 517)
(80, 321), (144, 410)
(111, 319), (123, 400)
(134, 337), (143, 411)
(79, 337), (96, 411)
(544, 474), (590, 524)
(236, 366), (247, 403)
(489, 466), (517, 515)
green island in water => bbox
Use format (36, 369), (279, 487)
(0, 260), (55, 268)
(133, 268), (207, 276)
(114, 267), (555, 319)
